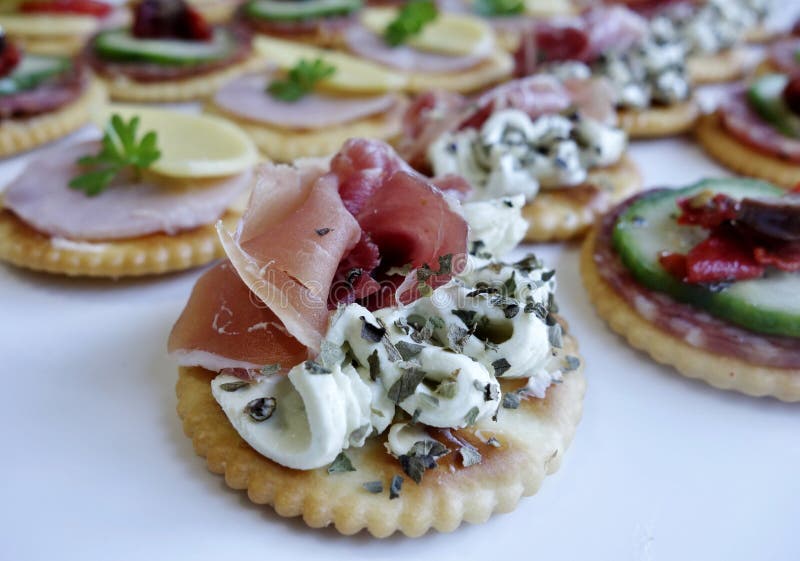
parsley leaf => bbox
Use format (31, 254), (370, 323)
(69, 114), (161, 197)
(267, 58), (336, 102)
(384, 0), (438, 46)
(474, 0), (523, 17)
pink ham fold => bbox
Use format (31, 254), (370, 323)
(168, 262), (308, 371)
(169, 139), (469, 371)
(217, 163), (362, 352)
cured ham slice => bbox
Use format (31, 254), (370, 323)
(213, 73), (402, 130)
(168, 261), (307, 371)
(172, 139), (469, 367)
(2, 140), (252, 241)
(343, 24), (489, 73)
(217, 163), (361, 352)
(718, 90), (800, 164)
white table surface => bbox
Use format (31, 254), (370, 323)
(2, 36), (800, 561)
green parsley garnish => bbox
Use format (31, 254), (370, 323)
(267, 58), (336, 102)
(69, 114), (160, 197)
(473, 0), (523, 17)
(384, 0), (438, 47)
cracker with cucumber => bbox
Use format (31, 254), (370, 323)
(581, 178), (800, 401)
(697, 74), (800, 188)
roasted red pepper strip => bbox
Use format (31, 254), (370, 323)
(0, 39), (21, 78)
(676, 192), (739, 229)
(684, 228), (765, 284)
(132, 0), (213, 41)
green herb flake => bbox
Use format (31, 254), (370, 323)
(327, 452), (356, 474)
(492, 358), (511, 377)
(362, 480), (383, 494)
(399, 440), (448, 484)
(452, 309), (478, 327)
(396, 340), (425, 361)
(360, 316), (387, 343)
(385, 0), (438, 46)
(484, 383), (499, 402)
(565, 355), (581, 372)
(502, 391), (521, 409)
(219, 381), (249, 392)
(486, 436), (501, 448)
(315, 227), (332, 236)
(464, 406), (480, 426)
(319, 341), (344, 369)
(387, 367), (427, 403)
(459, 445), (482, 467)
(389, 475), (403, 499)
(548, 324), (563, 349)
(69, 114), (161, 197)
(267, 58), (336, 102)
(435, 376), (458, 399)
(245, 397), (276, 422)
(261, 363), (281, 377)
(304, 360), (332, 375)
(367, 349), (381, 381)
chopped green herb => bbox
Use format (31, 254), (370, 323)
(483, 383), (499, 402)
(464, 406), (480, 426)
(399, 440), (448, 483)
(362, 480), (383, 494)
(349, 424), (371, 446)
(387, 366), (427, 403)
(486, 436), (501, 448)
(384, 0), (438, 46)
(389, 475), (403, 499)
(564, 355), (581, 371)
(69, 114), (161, 197)
(219, 381), (249, 392)
(360, 316), (387, 343)
(267, 58), (336, 102)
(245, 397), (276, 422)
(367, 349), (380, 381)
(327, 452), (356, 474)
(492, 358), (511, 377)
(315, 227), (332, 236)
(452, 309), (478, 328)
(319, 341), (344, 369)
(459, 445), (482, 467)
(435, 376), (459, 399)
(447, 323), (470, 352)
(418, 393), (440, 408)
(304, 360), (332, 375)
(502, 391), (521, 409)
(261, 363), (281, 377)
(396, 340), (425, 360)
(548, 324), (563, 349)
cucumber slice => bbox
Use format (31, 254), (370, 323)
(612, 178), (800, 338)
(244, 0), (362, 22)
(747, 74), (800, 138)
(93, 28), (237, 66)
(0, 54), (71, 96)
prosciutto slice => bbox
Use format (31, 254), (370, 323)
(217, 163), (362, 352)
(168, 261), (307, 371)
(343, 24), (490, 73)
(718, 89), (800, 164)
(171, 139), (469, 370)
(213, 73), (402, 130)
(2, 140), (252, 241)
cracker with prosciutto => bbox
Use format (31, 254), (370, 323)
(169, 138), (587, 536)
(400, 74), (642, 242)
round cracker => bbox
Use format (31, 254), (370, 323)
(0, 79), (105, 158)
(205, 98), (407, 162)
(695, 112), (800, 189)
(406, 50), (513, 94)
(618, 99), (700, 139)
(743, 25), (775, 44)
(522, 154), (643, 243)
(0, 210), (239, 278)
(97, 56), (264, 103)
(687, 48), (746, 85)
(580, 228), (800, 401)
(11, 35), (87, 56)
(175, 336), (586, 537)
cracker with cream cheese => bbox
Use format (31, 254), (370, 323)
(687, 48), (747, 85)
(618, 99), (701, 139)
(175, 333), (585, 537)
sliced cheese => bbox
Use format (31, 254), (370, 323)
(0, 14), (99, 37)
(253, 35), (407, 94)
(360, 7), (493, 57)
(93, 105), (258, 179)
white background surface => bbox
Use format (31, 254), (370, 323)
(2, 36), (800, 561)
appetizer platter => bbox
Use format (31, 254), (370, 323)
(0, 0), (798, 559)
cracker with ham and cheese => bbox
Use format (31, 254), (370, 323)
(169, 138), (586, 536)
